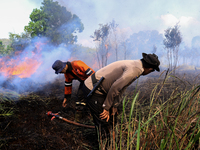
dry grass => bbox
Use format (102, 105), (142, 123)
(0, 70), (200, 150)
(104, 70), (200, 150)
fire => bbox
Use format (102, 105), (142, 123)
(0, 43), (43, 78)
(105, 44), (108, 49)
(0, 55), (42, 78)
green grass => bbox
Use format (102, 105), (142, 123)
(0, 89), (20, 117)
(103, 70), (200, 150)
(1, 70), (200, 150)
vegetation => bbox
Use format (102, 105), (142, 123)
(8, 32), (31, 52)
(100, 70), (200, 149)
(24, 0), (84, 46)
(0, 39), (10, 47)
(90, 20), (122, 68)
(0, 0), (84, 56)
(91, 23), (111, 68)
(0, 39), (13, 56)
(0, 0), (200, 149)
(0, 71), (200, 149)
(0, 90), (19, 117)
(163, 23), (182, 73)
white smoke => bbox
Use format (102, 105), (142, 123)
(0, 37), (71, 93)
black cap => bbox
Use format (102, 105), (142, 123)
(142, 53), (160, 72)
(52, 60), (67, 74)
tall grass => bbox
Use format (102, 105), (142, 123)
(0, 90), (19, 148)
(104, 71), (200, 150)
(0, 89), (19, 117)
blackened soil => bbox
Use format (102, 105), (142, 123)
(0, 80), (98, 150)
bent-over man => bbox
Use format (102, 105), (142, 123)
(52, 60), (95, 108)
(78, 53), (160, 148)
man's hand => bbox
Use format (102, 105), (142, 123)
(100, 109), (110, 122)
(62, 98), (67, 107)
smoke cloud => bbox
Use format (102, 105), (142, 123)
(1, 0), (200, 94)
(0, 37), (71, 93)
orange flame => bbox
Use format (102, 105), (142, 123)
(0, 42), (43, 78)
(105, 44), (108, 49)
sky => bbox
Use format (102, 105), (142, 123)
(1, 0), (200, 48)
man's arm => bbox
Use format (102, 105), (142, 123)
(63, 75), (72, 107)
(102, 67), (142, 111)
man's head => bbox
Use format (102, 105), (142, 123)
(52, 60), (68, 74)
(141, 53), (160, 75)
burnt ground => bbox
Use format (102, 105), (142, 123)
(0, 79), (99, 150)
(1, 70), (200, 150)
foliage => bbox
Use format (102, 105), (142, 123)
(8, 32), (31, 53)
(0, 39), (10, 47)
(25, 8), (47, 37)
(91, 23), (111, 68)
(91, 20), (165, 68)
(0, 40), (14, 56)
(0, 41), (5, 52)
(163, 24), (182, 49)
(163, 23), (182, 72)
(126, 30), (163, 59)
(0, 90), (19, 117)
(1, 71), (200, 149)
(109, 19), (119, 61)
(102, 70), (200, 150)
(24, 0), (84, 46)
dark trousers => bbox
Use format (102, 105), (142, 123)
(75, 82), (84, 102)
(80, 84), (118, 147)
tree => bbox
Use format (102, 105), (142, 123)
(126, 30), (163, 59)
(163, 23), (182, 72)
(91, 24), (110, 68)
(0, 40), (14, 56)
(0, 41), (5, 55)
(8, 32), (31, 52)
(109, 19), (119, 61)
(24, 8), (47, 38)
(118, 31), (129, 60)
(121, 39), (127, 60)
(24, 0), (84, 46)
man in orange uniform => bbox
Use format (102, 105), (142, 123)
(52, 60), (95, 108)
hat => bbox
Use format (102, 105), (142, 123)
(142, 53), (160, 72)
(52, 60), (67, 74)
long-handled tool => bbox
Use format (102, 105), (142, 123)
(46, 111), (95, 128)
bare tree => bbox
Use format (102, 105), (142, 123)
(109, 19), (119, 61)
(163, 23), (182, 73)
(119, 31), (128, 60)
(90, 24), (110, 68)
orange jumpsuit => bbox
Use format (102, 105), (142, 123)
(64, 60), (95, 98)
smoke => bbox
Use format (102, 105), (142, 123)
(0, 37), (71, 93)
(1, 0), (200, 94)
(54, 0), (200, 49)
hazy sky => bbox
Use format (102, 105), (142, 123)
(1, 0), (200, 47)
